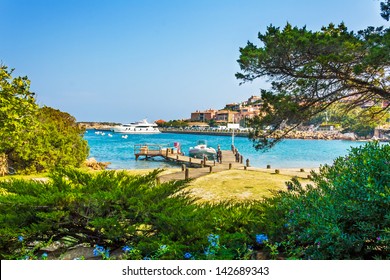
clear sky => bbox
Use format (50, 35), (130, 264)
(0, 0), (387, 123)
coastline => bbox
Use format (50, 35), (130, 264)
(80, 122), (389, 142)
(83, 126), (388, 171)
(159, 128), (385, 141)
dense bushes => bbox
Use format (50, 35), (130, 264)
(1, 142), (388, 260)
(0, 65), (89, 174)
(261, 142), (390, 259)
(0, 168), (264, 260)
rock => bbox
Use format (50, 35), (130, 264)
(84, 157), (111, 170)
(60, 246), (124, 260)
(60, 246), (98, 260)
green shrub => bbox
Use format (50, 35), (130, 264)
(1, 65), (89, 174)
(0, 168), (263, 260)
(261, 142), (390, 259)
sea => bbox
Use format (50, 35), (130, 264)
(84, 130), (372, 170)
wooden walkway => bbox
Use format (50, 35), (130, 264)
(159, 150), (248, 183)
(134, 144), (250, 183)
(135, 144), (213, 167)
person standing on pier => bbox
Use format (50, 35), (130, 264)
(217, 147), (222, 163)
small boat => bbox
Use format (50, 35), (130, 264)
(111, 119), (161, 134)
(121, 135), (128, 139)
(189, 140), (217, 160)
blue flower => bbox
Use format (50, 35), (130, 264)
(184, 252), (192, 259)
(143, 257), (151, 260)
(160, 245), (167, 250)
(122, 245), (133, 253)
(41, 252), (48, 259)
(256, 234), (268, 244)
(207, 234), (220, 247)
(18, 236), (24, 242)
(93, 245), (105, 256)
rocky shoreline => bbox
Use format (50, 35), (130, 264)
(159, 128), (375, 141)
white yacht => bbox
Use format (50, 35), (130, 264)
(111, 119), (161, 134)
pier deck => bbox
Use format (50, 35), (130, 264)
(134, 144), (213, 167)
(134, 144), (249, 183)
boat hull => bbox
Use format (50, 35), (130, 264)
(188, 148), (216, 160)
(111, 119), (161, 134)
(112, 127), (161, 134)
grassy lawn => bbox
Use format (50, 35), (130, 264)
(0, 168), (312, 204)
(186, 169), (312, 203)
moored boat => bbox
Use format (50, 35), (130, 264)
(111, 119), (161, 134)
(188, 140), (217, 160)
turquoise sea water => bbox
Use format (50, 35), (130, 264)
(84, 130), (370, 170)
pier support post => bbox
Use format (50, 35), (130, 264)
(165, 149), (169, 157)
(246, 159), (250, 167)
(240, 155), (243, 164)
(229, 163), (232, 170)
(275, 169), (280, 174)
(267, 164), (271, 169)
(182, 164), (186, 171)
(235, 152), (240, 162)
(209, 166), (213, 173)
(185, 168), (189, 180)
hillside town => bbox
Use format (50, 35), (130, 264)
(186, 94), (388, 134)
(190, 95), (262, 127)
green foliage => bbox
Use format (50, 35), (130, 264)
(0, 65), (89, 174)
(236, 6), (390, 150)
(0, 168), (263, 260)
(8, 106), (89, 173)
(0, 65), (38, 156)
(381, 0), (390, 21)
(260, 142), (390, 259)
(158, 119), (189, 128)
(309, 104), (390, 137)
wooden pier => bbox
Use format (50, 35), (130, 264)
(134, 144), (214, 167)
(134, 144), (250, 182)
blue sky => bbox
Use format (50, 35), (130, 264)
(0, 0), (387, 123)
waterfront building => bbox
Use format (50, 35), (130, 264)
(190, 109), (217, 122)
(215, 110), (239, 123)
